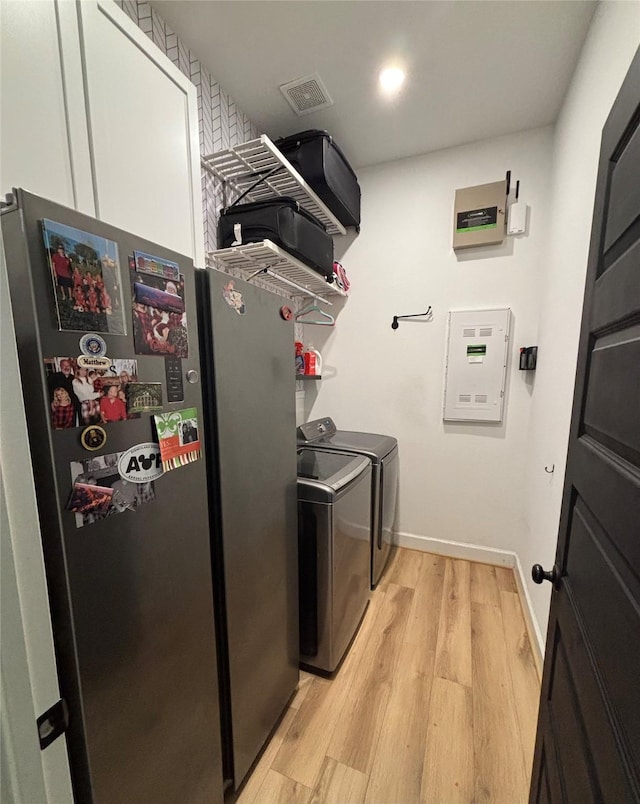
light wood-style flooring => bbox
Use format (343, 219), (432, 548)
(236, 547), (541, 804)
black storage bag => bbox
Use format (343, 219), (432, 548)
(218, 197), (334, 279)
(275, 130), (361, 229)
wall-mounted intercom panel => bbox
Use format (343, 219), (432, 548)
(443, 308), (511, 423)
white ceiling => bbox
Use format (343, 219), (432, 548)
(152, 0), (596, 168)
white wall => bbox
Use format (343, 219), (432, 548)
(521, 2), (640, 640)
(307, 126), (553, 559)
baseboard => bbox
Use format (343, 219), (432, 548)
(394, 530), (545, 676)
(395, 530), (516, 568)
(512, 553), (545, 679)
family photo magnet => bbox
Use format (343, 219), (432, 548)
(117, 443), (164, 483)
(80, 425), (107, 451)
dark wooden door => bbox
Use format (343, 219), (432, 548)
(529, 49), (640, 803)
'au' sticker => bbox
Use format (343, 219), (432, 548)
(117, 443), (164, 483)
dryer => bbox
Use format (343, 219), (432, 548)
(297, 418), (398, 588)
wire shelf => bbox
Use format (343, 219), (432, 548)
(201, 135), (347, 236)
(206, 240), (346, 300)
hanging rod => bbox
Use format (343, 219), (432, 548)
(245, 267), (333, 306)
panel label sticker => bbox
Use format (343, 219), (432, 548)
(456, 207), (498, 233)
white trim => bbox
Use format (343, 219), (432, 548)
(395, 529), (516, 567)
(55, 0), (95, 215)
(393, 529), (544, 674)
(512, 552), (545, 678)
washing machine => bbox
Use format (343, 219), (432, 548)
(297, 447), (371, 673)
(297, 418), (398, 589)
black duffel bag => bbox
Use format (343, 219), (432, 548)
(218, 197), (334, 279)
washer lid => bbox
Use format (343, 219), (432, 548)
(320, 430), (397, 461)
(298, 419), (396, 461)
(297, 448), (370, 500)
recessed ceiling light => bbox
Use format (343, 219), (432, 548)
(379, 67), (405, 94)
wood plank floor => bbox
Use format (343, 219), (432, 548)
(236, 547), (540, 804)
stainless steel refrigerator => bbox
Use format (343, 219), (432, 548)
(1, 190), (297, 804)
(196, 268), (299, 791)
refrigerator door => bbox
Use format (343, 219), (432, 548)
(2, 190), (223, 804)
(197, 269), (299, 789)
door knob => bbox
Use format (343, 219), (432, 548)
(531, 564), (558, 585)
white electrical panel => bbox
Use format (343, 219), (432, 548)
(443, 308), (511, 423)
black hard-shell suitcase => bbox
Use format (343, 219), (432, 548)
(275, 130), (361, 229)
(218, 198), (334, 279)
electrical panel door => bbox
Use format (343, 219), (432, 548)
(443, 308), (511, 423)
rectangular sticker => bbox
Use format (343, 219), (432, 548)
(134, 250), (180, 282)
(456, 207), (498, 233)
(154, 408), (200, 473)
(131, 268), (189, 358)
(44, 357), (139, 429)
(42, 219), (126, 335)
(69, 451), (156, 528)
(126, 382), (163, 414)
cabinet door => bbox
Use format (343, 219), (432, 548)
(0, 0), (92, 211)
(77, 0), (204, 263)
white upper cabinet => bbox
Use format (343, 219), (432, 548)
(76, 0), (204, 263)
(0, 0), (93, 212)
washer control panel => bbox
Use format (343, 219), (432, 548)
(297, 417), (337, 443)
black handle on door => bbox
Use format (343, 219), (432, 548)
(532, 564), (559, 585)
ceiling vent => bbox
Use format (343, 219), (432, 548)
(279, 73), (334, 116)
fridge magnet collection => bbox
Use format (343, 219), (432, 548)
(45, 357), (139, 429)
(154, 408), (200, 473)
(42, 219), (126, 336)
(131, 266), (189, 358)
(69, 451), (156, 528)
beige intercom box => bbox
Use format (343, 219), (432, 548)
(453, 180), (507, 249)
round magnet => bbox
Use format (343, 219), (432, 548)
(186, 369), (199, 384)
(80, 425), (107, 452)
(79, 333), (107, 358)
(280, 305), (293, 321)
